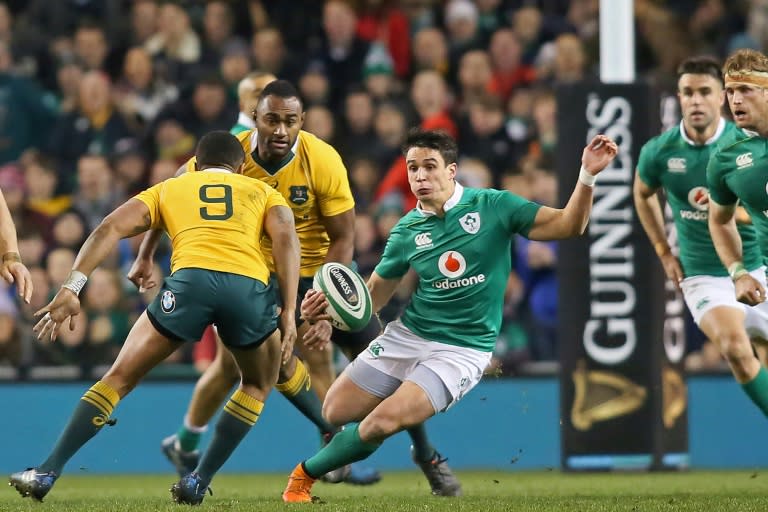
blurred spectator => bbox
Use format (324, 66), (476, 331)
(536, 32), (590, 86)
(152, 74), (236, 142)
(72, 154), (121, 231)
(251, 27), (303, 85)
(456, 49), (493, 113)
(304, 105), (336, 144)
(411, 28), (450, 79)
(336, 87), (376, 161)
(199, 0), (245, 71)
(510, 5), (545, 65)
(44, 246), (75, 288)
(0, 163), (52, 241)
(83, 267), (129, 358)
(18, 227), (46, 267)
(356, 0), (411, 78)
(298, 62), (331, 106)
(488, 28), (536, 102)
(353, 211), (381, 277)
(0, 40), (56, 165)
(126, 0), (159, 47)
(370, 101), (408, 168)
(53, 55), (84, 114)
(47, 71), (133, 192)
(113, 46), (179, 134)
(145, 1), (201, 87)
(444, 0), (482, 66)
(459, 94), (518, 183)
(455, 157), (493, 189)
(527, 88), (557, 169)
(348, 157), (381, 214)
(111, 144), (149, 196)
(152, 119), (195, 165)
(315, 0), (372, 109)
(362, 42), (400, 101)
(73, 21), (114, 76)
(219, 41), (252, 101)
(515, 169), (559, 361)
(50, 209), (87, 251)
(505, 86), (535, 148)
(23, 151), (71, 218)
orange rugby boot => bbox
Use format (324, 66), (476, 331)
(282, 463), (317, 503)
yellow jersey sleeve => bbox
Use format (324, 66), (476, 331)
(133, 182), (164, 229)
(308, 137), (355, 217)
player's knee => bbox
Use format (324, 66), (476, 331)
(716, 332), (753, 362)
(321, 397), (347, 427)
(213, 352), (239, 377)
(359, 411), (400, 442)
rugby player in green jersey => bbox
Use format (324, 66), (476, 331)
(282, 128), (618, 502)
(707, 48), (768, 417)
(634, 56), (768, 418)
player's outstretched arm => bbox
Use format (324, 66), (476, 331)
(127, 163), (187, 291)
(265, 204), (300, 363)
(633, 173), (683, 289)
(35, 199), (153, 342)
(708, 199), (765, 305)
(527, 135), (618, 241)
(0, 189), (31, 303)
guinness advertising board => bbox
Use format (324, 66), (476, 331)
(557, 82), (688, 471)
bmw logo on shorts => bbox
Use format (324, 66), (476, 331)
(161, 290), (176, 313)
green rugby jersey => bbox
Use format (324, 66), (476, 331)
(638, 119), (762, 276)
(374, 184), (541, 352)
(708, 126), (768, 260)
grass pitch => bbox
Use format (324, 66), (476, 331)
(1, 470), (767, 512)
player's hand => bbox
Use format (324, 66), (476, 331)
(33, 288), (81, 342)
(126, 256), (157, 293)
(734, 273), (766, 306)
(302, 319), (332, 351)
(581, 135), (618, 175)
(300, 288), (332, 324)
(0, 259), (32, 304)
(278, 310), (297, 365)
(659, 253), (684, 291)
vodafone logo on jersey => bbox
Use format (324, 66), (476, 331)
(434, 251), (486, 289)
(438, 251), (466, 278)
(686, 187), (709, 211)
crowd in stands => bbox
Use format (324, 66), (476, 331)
(0, 0), (759, 377)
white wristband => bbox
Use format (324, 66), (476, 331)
(61, 270), (88, 296)
(578, 166), (597, 187)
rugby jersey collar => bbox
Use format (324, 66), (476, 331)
(416, 181), (464, 217)
(200, 167), (233, 173)
(236, 112), (256, 129)
(248, 130), (300, 175)
(679, 117), (725, 146)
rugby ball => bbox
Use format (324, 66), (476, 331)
(312, 262), (372, 332)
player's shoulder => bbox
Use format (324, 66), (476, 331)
(714, 123), (754, 155)
(235, 129), (256, 151)
(641, 124), (682, 154)
(298, 130), (341, 156)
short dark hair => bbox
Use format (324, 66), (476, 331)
(677, 56), (723, 85)
(196, 131), (245, 169)
(258, 79), (303, 110)
(401, 128), (458, 166)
